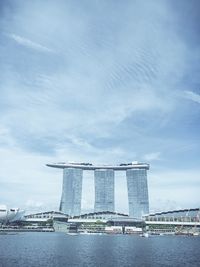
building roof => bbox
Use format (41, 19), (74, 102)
(146, 208), (200, 217)
(25, 211), (69, 218)
(73, 211), (129, 219)
(46, 162), (149, 171)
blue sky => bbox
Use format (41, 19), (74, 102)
(0, 0), (199, 213)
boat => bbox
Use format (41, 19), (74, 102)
(140, 233), (149, 238)
(66, 233), (78, 236)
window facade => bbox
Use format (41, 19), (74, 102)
(94, 169), (115, 212)
(126, 169), (149, 218)
(60, 168), (83, 216)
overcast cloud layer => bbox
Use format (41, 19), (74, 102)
(0, 0), (200, 214)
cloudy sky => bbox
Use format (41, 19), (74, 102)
(0, 0), (200, 214)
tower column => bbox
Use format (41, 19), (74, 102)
(94, 169), (115, 212)
(60, 168), (83, 216)
(126, 168), (149, 218)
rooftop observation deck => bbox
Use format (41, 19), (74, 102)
(46, 162), (150, 171)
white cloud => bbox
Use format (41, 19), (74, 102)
(148, 170), (200, 211)
(0, 145), (61, 209)
(8, 33), (54, 53)
(183, 90), (200, 104)
(143, 152), (161, 161)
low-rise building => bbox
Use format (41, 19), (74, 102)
(105, 226), (122, 234)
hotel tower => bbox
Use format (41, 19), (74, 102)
(47, 162), (149, 218)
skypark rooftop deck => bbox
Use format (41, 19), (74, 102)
(46, 162), (149, 170)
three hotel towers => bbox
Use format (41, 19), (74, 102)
(47, 162), (149, 219)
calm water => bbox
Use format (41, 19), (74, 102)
(0, 233), (200, 267)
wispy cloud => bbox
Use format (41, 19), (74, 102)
(183, 90), (200, 104)
(143, 152), (161, 161)
(7, 33), (54, 53)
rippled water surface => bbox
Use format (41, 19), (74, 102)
(0, 233), (200, 267)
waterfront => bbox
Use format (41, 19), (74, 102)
(0, 233), (200, 267)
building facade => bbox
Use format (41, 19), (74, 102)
(47, 162), (149, 218)
(60, 168), (83, 216)
(126, 169), (149, 218)
(94, 169), (114, 212)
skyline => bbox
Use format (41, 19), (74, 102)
(0, 0), (200, 213)
(51, 161), (149, 218)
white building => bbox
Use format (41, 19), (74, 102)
(0, 205), (24, 223)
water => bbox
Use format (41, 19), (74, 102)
(0, 233), (200, 267)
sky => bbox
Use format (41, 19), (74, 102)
(0, 0), (200, 214)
